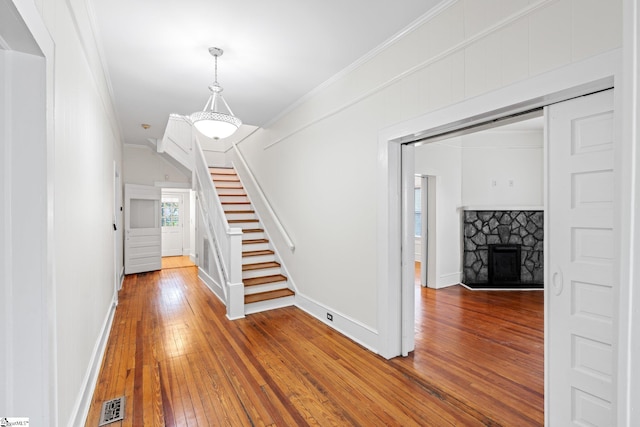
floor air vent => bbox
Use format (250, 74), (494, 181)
(98, 396), (125, 425)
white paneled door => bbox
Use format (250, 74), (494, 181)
(124, 184), (162, 274)
(547, 89), (616, 426)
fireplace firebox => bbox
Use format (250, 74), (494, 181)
(488, 244), (521, 284)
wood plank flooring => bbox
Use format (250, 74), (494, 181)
(161, 256), (195, 270)
(85, 266), (543, 426)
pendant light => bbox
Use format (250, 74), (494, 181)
(190, 47), (242, 139)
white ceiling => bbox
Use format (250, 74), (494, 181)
(89, 0), (445, 145)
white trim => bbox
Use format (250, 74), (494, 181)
(261, 0), (459, 130)
(619, 1), (639, 424)
(198, 267), (225, 303)
(263, 0), (556, 150)
(118, 267), (125, 291)
(460, 205), (544, 211)
(153, 181), (191, 189)
(3, 1), (57, 424)
(436, 272), (462, 289)
(378, 49), (621, 360)
(71, 297), (117, 427)
(60, 0), (122, 142)
(295, 293), (378, 354)
(459, 283), (543, 292)
(232, 144), (295, 251)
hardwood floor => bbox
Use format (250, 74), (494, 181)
(86, 266), (543, 426)
(161, 256), (195, 270)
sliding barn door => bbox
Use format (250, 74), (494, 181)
(547, 89), (617, 426)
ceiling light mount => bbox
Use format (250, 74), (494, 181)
(190, 46), (242, 140)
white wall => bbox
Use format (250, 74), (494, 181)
(414, 128), (543, 288)
(237, 0), (622, 335)
(415, 141), (463, 287)
(461, 130), (543, 207)
(124, 144), (190, 186)
(24, 0), (125, 424)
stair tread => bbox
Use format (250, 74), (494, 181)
(243, 250), (275, 257)
(244, 274), (287, 287)
(225, 210), (255, 214)
(243, 261), (281, 271)
(221, 201), (251, 204)
(243, 239), (270, 245)
(242, 228), (264, 233)
(245, 288), (295, 305)
(228, 219), (259, 223)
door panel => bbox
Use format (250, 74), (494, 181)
(125, 184), (161, 274)
(547, 89), (616, 426)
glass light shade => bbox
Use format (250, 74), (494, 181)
(191, 111), (241, 139)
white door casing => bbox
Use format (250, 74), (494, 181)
(547, 89), (617, 426)
(124, 184), (161, 274)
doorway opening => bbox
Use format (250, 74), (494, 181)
(161, 188), (196, 269)
(411, 113), (545, 422)
(393, 85), (618, 425)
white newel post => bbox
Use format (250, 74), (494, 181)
(226, 228), (245, 319)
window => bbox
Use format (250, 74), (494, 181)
(161, 198), (180, 227)
(415, 187), (421, 237)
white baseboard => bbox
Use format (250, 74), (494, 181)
(295, 293), (378, 354)
(198, 267), (225, 303)
(436, 271), (461, 289)
(73, 294), (118, 427)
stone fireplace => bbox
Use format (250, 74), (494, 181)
(463, 210), (543, 288)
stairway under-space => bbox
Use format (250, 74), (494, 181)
(209, 167), (294, 314)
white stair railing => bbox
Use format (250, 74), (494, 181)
(193, 133), (245, 319)
(231, 143), (295, 252)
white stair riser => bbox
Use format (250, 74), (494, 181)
(218, 195), (249, 203)
(217, 188), (247, 196)
(244, 295), (295, 315)
(230, 222), (261, 230)
(214, 182), (243, 189)
(244, 281), (289, 295)
(225, 213), (256, 221)
(242, 231), (265, 240)
(242, 267), (282, 279)
(223, 203), (252, 210)
(242, 254), (276, 264)
(242, 242), (270, 251)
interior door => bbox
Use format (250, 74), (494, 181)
(161, 192), (183, 257)
(547, 89), (616, 426)
(124, 184), (161, 274)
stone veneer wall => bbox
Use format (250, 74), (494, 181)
(463, 210), (544, 284)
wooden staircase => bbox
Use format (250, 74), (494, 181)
(209, 167), (295, 314)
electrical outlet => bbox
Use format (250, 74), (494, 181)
(327, 313), (333, 321)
